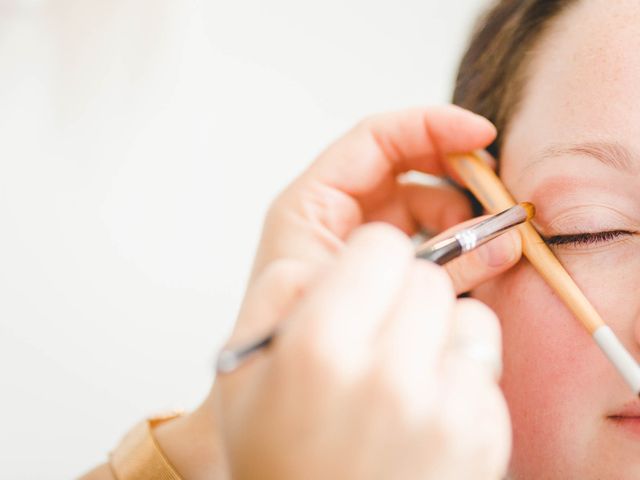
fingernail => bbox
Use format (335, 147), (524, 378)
(479, 231), (518, 268)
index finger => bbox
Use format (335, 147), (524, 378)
(306, 105), (496, 197)
(252, 105), (496, 281)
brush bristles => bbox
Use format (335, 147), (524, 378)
(519, 201), (536, 220)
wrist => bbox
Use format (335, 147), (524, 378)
(153, 386), (229, 480)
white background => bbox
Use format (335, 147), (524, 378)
(0, 0), (490, 477)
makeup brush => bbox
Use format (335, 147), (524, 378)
(416, 202), (535, 264)
(446, 151), (640, 396)
(216, 203), (533, 374)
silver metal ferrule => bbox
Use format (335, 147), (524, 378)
(454, 228), (478, 252)
(415, 203), (529, 265)
(465, 204), (528, 249)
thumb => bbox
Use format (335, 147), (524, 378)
(445, 227), (521, 295)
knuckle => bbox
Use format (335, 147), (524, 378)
(349, 222), (414, 257)
(415, 259), (455, 292)
(455, 298), (501, 330)
(353, 221), (405, 241)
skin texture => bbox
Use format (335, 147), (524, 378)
(471, 1), (640, 478)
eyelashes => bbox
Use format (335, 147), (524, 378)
(544, 230), (634, 247)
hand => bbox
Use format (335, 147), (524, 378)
(152, 106), (521, 480)
(213, 106), (520, 479)
(217, 224), (512, 480)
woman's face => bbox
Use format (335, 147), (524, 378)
(471, 1), (640, 478)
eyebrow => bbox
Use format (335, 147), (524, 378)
(537, 140), (640, 174)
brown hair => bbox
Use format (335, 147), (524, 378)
(453, 0), (579, 159)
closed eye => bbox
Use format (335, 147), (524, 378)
(544, 230), (635, 246)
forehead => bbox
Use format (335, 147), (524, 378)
(501, 0), (640, 190)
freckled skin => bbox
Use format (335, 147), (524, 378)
(470, 1), (640, 478)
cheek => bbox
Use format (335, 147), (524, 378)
(471, 259), (606, 475)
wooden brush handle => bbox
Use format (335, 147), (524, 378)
(446, 152), (604, 334)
